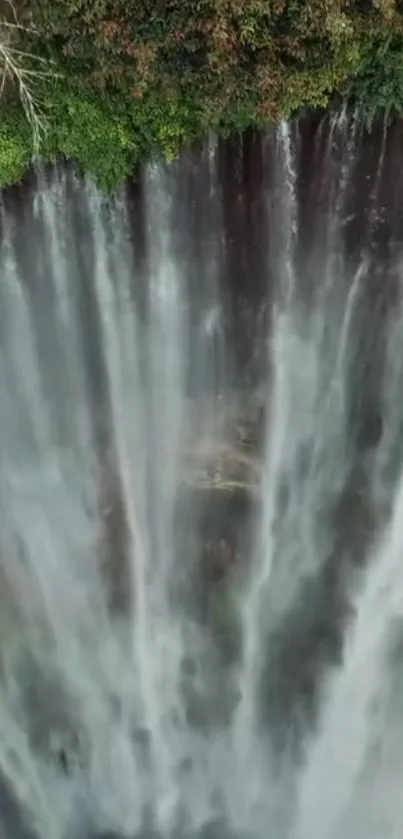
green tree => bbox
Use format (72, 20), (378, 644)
(1, 0), (403, 188)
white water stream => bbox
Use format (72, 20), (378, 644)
(0, 114), (402, 839)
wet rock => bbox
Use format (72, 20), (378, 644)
(91, 834), (125, 839)
(181, 389), (265, 495)
(98, 458), (131, 615)
(181, 438), (260, 495)
(0, 775), (37, 839)
(18, 666), (87, 777)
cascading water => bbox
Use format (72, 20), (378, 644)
(0, 112), (403, 839)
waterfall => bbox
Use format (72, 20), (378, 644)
(0, 114), (402, 839)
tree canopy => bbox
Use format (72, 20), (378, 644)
(1, 0), (403, 188)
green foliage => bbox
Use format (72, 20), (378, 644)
(40, 83), (139, 190)
(0, 109), (32, 186)
(347, 29), (403, 127)
(1, 0), (403, 189)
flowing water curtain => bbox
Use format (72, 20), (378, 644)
(0, 171), (112, 837)
(226, 111), (376, 833)
(287, 116), (403, 839)
(0, 167), (185, 838)
(2, 118), (403, 839)
(292, 465), (403, 839)
(371, 280), (403, 514)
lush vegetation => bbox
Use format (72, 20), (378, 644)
(1, 0), (403, 189)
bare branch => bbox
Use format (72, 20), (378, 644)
(0, 0), (56, 154)
(1, 22), (39, 33)
(4, 0), (18, 27)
